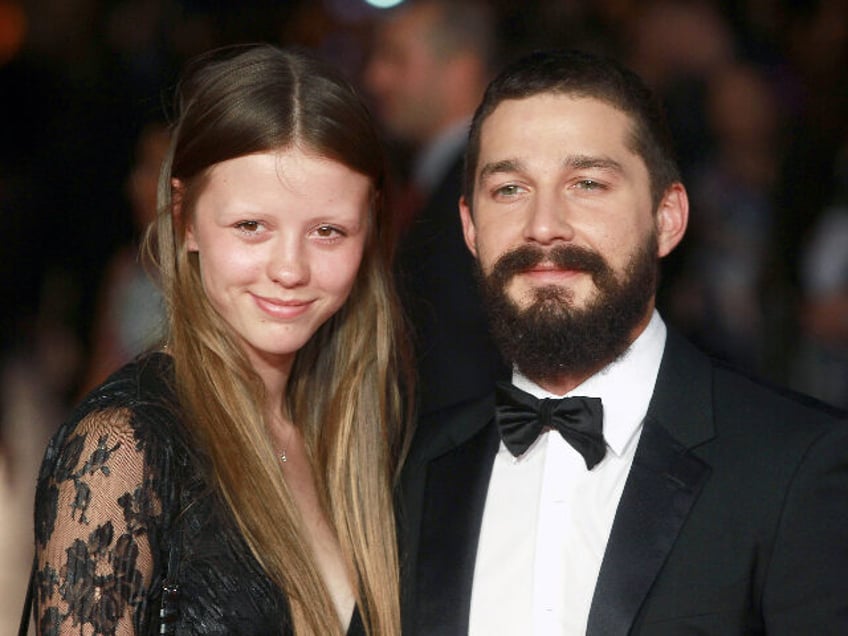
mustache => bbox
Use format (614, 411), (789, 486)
(489, 243), (609, 284)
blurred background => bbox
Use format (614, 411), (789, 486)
(2, 0), (847, 628)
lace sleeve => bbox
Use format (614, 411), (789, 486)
(33, 406), (166, 635)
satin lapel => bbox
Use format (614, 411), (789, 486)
(586, 421), (710, 635)
(586, 329), (715, 635)
(415, 422), (500, 635)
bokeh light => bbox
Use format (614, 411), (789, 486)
(362, 0), (405, 9)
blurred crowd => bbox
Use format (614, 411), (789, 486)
(2, 0), (847, 630)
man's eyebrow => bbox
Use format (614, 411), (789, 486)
(477, 158), (523, 184)
(477, 155), (625, 185)
(564, 154), (625, 173)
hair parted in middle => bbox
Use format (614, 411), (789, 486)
(146, 43), (411, 636)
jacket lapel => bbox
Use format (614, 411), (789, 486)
(587, 330), (715, 635)
(411, 400), (499, 635)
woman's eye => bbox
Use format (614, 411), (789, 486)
(314, 225), (343, 238)
(234, 220), (261, 233)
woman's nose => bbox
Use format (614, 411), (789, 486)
(269, 237), (309, 287)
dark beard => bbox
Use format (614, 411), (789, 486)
(476, 235), (659, 383)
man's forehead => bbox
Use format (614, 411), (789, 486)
(481, 92), (628, 129)
(476, 94), (636, 160)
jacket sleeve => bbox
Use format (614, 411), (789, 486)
(763, 416), (848, 635)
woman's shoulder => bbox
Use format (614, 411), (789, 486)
(32, 356), (189, 633)
(80, 351), (178, 428)
(41, 353), (184, 476)
(81, 351), (177, 411)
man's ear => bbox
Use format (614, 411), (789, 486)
(173, 178), (198, 252)
(459, 195), (478, 258)
(655, 183), (688, 258)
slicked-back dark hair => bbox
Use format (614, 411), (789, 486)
(463, 49), (681, 209)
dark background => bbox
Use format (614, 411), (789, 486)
(1, 0), (847, 406)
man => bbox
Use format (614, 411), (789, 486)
(399, 49), (848, 635)
(364, 0), (508, 415)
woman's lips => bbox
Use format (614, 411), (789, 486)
(253, 293), (313, 319)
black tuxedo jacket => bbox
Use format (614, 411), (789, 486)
(399, 330), (848, 635)
(395, 152), (508, 415)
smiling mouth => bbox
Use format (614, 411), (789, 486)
(522, 263), (584, 279)
(528, 262), (572, 272)
(253, 294), (313, 319)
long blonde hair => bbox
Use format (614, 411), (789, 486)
(146, 44), (411, 635)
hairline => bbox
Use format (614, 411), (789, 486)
(467, 89), (652, 202)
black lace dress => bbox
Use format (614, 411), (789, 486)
(32, 352), (366, 635)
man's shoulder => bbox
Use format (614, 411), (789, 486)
(408, 392), (496, 464)
(662, 329), (847, 437)
(710, 355), (847, 430)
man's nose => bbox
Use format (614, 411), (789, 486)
(523, 190), (576, 245)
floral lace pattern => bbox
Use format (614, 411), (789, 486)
(31, 354), (365, 635)
(34, 400), (165, 635)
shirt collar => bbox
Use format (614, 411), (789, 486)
(512, 310), (667, 457)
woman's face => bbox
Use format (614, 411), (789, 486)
(185, 148), (370, 373)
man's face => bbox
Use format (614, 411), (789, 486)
(363, 4), (445, 144)
(460, 94), (687, 384)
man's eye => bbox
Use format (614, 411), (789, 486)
(495, 184), (522, 197)
(577, 179), (603, 191)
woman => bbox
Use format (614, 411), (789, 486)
(30, 44), (410, 635)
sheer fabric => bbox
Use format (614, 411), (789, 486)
(32, 353), (364, 635)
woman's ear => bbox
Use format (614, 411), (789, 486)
(655, 183), (689, 258)
(173, 178), (198, 252)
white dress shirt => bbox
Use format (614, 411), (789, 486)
(469, 311), (667, 635)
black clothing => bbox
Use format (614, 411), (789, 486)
(395, 153), (509, 416)
(32, 353), (364, 635)
(400, 330), (848, 635)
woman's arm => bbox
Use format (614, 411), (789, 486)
(34, 407), (164, 635)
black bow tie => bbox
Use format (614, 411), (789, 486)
(494, 381), (606, 469)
